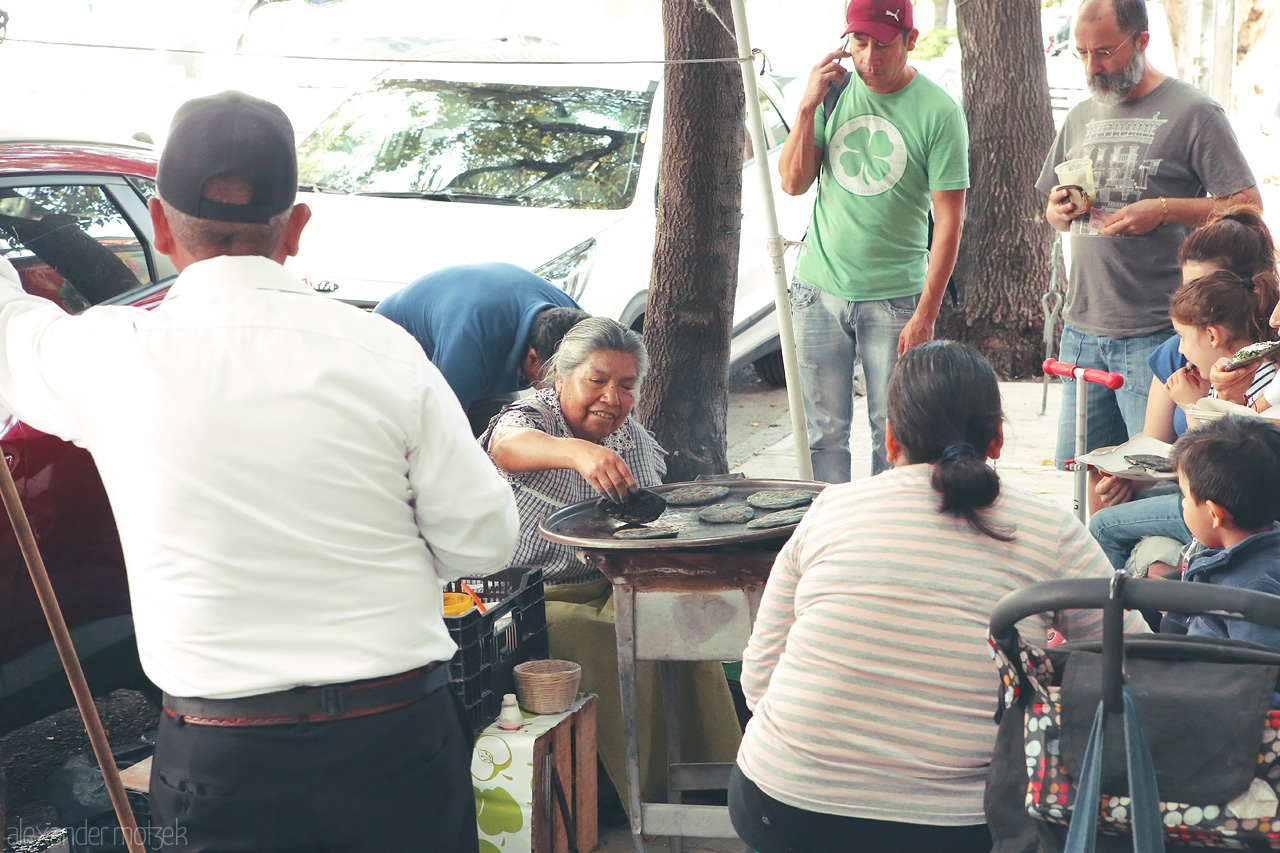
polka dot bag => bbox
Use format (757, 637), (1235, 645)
(992, 627), (1280, 850)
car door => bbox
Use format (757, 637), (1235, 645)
(0, 173), (172, 665)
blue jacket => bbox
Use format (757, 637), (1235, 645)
(374, 263), (581, 409)
(1181, 524), (1280, 648)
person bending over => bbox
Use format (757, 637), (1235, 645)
(375, 262), (587, 435)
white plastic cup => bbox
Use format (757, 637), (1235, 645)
(1054, 158), (1096, 199)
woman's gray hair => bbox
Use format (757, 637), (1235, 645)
(545, 316), (648, 386)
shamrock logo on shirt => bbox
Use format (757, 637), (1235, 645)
(828, 114), (908, 197)
(840, 125), (895, 184)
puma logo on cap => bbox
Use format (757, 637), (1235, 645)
(885, 8), (900, 20)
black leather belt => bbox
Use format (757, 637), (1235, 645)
(163, 662), (449, 727)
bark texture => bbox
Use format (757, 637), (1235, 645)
(939, 0), (1058, 378)
(636, 0), (744, 481)
(1164, 0), (1274, 73)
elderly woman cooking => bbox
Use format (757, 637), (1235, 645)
(481, 316), (741, 819)
(483, 316), (665, 581)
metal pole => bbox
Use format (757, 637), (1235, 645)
(729, 0), (814, 481)
(0, 460), (145, 853)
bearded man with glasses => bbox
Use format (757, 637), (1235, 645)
(1036, 0), (1260, 475)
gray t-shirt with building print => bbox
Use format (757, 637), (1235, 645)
(1036, 77), (1255, 338)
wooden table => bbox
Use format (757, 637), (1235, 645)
(473, 694), (598, 853)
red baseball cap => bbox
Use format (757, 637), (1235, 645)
(843, 0), (914, 44)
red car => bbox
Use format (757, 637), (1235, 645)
(0, 139), (177, 732)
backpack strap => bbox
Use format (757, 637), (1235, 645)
(814, 68), (850, 196)
(822, 66), (851, 118)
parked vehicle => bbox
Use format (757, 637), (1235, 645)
(289, 40), (816, 384)
(0, 139), (172, 735)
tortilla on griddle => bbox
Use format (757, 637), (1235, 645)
(746, 489), (814, 510)
(664, 485), (731, 507)
(698, 504), (755, 524)
(597, 488), (667, 524)
(746, 507), (809, 529)
(612, 526), (680, 540)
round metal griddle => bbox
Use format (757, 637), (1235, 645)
(538, 477), (827, 551)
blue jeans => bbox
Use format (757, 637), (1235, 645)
(1088, 488), (1191, 571)
(790, 280), (918, 482)
(1054, 324), (1174, 468)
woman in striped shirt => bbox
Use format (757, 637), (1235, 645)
(730, 341), (1141, 853)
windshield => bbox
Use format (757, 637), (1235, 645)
(297, 78), (656, 209)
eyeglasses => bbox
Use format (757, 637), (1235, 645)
(1074, 31), (1137, 61)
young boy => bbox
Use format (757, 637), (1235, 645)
(1162, 415), (1280, 646)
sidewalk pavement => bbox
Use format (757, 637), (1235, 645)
(597, 381), (1077, 851)
(730, 378), (1077, 514)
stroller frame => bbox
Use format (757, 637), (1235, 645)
(988, 576), (1280, 852)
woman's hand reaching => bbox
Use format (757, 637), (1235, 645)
(569, 440), (637, 502)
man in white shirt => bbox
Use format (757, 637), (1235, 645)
(0, 91), (518, 852)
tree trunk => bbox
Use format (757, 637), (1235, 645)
(1165, 0), (1184, 71)
(636, 0), (744, 481)
(1165, 0), (1273, 75)
(1236, 0), (1274, 60)
(938, 0), (1057, 378)
(933, 0), (949, 30)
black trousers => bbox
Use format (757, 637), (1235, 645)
(729, 764), (993, 853)
(149, 687), (477, 852)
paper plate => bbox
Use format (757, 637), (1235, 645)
(1181, 397), (1280, 424)
(1076, 434), (1176, 481)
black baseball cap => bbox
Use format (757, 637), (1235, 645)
(157, 91), (297, 224)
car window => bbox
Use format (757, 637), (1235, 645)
(128, 176), (157, 202)
(298, 79), (656, 210)
(0, 185), (150, 313)
(743, 89), (790, 163)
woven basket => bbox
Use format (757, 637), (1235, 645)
(513, 659), (581, 714)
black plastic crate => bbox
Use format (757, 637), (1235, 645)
(444, 565), (549, 731)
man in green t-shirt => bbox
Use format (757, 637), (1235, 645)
(781, 0), (969, 481)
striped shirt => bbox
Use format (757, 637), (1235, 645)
(1238, 359), (1276, 407)
(480, 388), (666, 583)
(736, 464), (1145, 825)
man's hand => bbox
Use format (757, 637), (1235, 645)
(1100, 198), (1164, 236)
(1095, 473), (1139, 508)
(1207, 356), (1256, 406)
(1165, 364), (1209, 407)
(1046, 185), (1086, 231)
(798, 50), (852, 113)
(898, 309), (937, 356)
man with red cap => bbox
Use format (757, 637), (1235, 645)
(779, 0), (969, 483)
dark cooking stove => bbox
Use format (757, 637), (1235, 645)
(539, 477), (826, 590)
